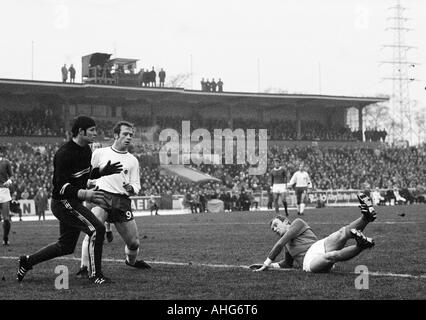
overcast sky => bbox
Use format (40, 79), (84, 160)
(1, 0), (425, 118)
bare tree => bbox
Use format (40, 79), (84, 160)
(166, 73), (191, 88)
(362, 103), (390, 130)
(413, 107), (426, 145)
(263, 87), (288, 94)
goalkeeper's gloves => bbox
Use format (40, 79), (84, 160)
(100, 160), (123, 176)
(77, 189), (106, 203)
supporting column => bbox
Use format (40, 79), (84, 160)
(259, 108), (265, 123)
(228, 105), (233, 129)
(151, 104), (157, 126)
(358, 106), (364, 142)
(295, 104), (301, 140)
(62, 102), (71, 140)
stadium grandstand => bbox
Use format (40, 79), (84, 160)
(0, 77), (425, 216)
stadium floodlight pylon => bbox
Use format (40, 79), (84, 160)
(380, 0), (419, 145)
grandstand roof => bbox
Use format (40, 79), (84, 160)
(0, 78), (388, 109)
(109, 58), (139, 65)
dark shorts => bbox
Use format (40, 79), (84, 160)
(295, 187), (308, 203)
(51, 198), (105, 249)
(97, 191), (134, 224)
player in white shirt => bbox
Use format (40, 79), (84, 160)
(0, 146), (13, 246)
(77, 121), (151, 277)
(288, 163), (312, 216)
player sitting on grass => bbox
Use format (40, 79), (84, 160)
(251, 193), (376, 273)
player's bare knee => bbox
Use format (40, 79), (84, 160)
(337, 227), (349, 240)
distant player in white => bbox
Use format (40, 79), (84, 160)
(78, 121), (151, 277)
(288, 163), (312, 216)
(0, 147), (13, 246)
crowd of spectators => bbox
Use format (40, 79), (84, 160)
(3, 141), (425, 207)
(0, 108), (388, 143)
(3, 142), (57, 200)
(135, 116), (381, 142)
(0, 109), (65, 137)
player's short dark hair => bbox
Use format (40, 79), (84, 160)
(273, 157), (280, 162)
(113, 120), (134, 136)
(71, 116), (96, 137)
(269, 215), (289, 226)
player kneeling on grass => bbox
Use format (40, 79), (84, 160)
(251, 193), (376, 273)
(77, 121), (151, 278)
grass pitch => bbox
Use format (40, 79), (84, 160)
(1, 204), (425, 300)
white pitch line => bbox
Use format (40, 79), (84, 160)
(13, 221), (421, 228)
(1, 255), (425, 280)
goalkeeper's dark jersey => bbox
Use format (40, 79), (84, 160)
(270, 166), (287, 185)
(52, 140), (100, 201)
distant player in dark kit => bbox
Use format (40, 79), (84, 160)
(270, 158), (289, 216)
(16, 116), (123, 284)
(251, 193), (377, 273)
(0, 146), (13, 245)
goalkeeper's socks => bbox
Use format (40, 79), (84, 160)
(283, 201), (288, 215)
(81, 236), (90, 267)
(274, 203), (279, 213)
